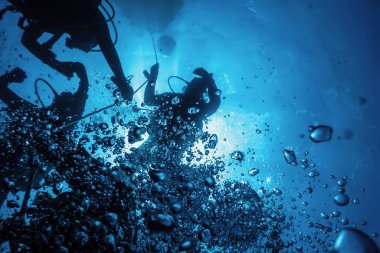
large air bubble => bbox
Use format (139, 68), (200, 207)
(309, 125), (333, 143)
(334, 193), (350, 206)
(333, 228), (379, 253)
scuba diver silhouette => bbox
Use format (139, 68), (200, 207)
(0, 64), (89, 202)
(0, 64), (107, 213)
(0, 67), (130, 252)
(140, 63), (221, 160)
(0, 0), (133, 100)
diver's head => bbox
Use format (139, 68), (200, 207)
(183, 77), (209, 102)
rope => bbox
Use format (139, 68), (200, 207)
(60, 79), (148, 130)
(167, 75), (189, 93)
(34, 78), (59, 108)
(102, 0), (115, 22)
(150, 31), (158, 64)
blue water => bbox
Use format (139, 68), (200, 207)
(0, 0), (379, 252)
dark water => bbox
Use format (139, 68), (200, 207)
(0, 0), (379, 252)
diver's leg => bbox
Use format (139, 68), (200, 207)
(21, 28), (76, 78)
(0, 86), (27, 109)
(92, 12), (133, 101)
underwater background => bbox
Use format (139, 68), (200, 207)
(0, 0), (379, 252)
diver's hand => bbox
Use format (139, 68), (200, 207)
(193, 68), (213, 79)
(6, 67), (27, 83)
(143, 63), (159, 83)
(150, 63), (159, 82)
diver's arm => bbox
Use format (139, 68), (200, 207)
(0, 68), (26, 87)
(144, 82), (157, 106)
(0, 68), (32, 109)
(93, 11), (133, 100)
(144, 63), (159, 106)
(0, 73), (10, 87)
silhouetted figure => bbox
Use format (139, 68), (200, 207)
(140, 64), (221, 160)
(0, 67), (136, 253)
(0, 64), (89, 207)
(1, 0), (133, 100)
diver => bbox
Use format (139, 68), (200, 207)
(0, 69), (129, 253)
(0, 65), (121, 223)
(0, 0), (133, 100)
(141, 63), (221, 160)
(0, 64), (90, 205)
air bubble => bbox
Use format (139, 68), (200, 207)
(309, 125), (333, 143)
(248, 168), (260, 176)
(283, 149), (297, 166)
(334, 193), (349, 206)
(231, 150), (245, 161)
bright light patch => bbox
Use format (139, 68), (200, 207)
(204, 110), (271, 155)
(124, 131), (150, 153)
(224, 73), (230, 84)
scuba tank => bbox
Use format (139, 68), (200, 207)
(6, 0), (114, 53)
(7, 0), (102, 29)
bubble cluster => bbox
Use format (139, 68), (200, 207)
(0, 91), (377, 253)
(0, 105), (292, 252)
